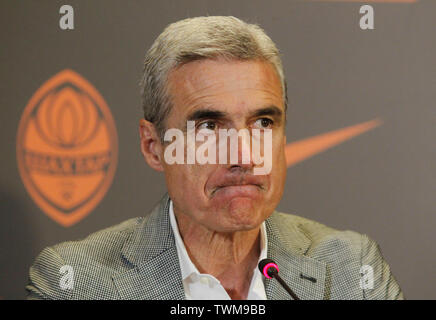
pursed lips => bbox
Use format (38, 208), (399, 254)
(210, 180), (265, 197)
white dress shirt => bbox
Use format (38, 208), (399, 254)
(169, 200), (268, 300)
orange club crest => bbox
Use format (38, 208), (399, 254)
(16, 69), (118, 227)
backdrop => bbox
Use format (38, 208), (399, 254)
(1, 0), (434, 299)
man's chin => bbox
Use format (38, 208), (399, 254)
(218, 197), (263, 231)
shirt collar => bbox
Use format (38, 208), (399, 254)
(169, 199), (268, 281)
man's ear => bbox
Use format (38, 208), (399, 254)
(139, 119), (164, 172)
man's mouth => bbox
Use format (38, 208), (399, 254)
(211, 183), (263, 197)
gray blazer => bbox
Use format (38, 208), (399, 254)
(26, 193), (404, 300)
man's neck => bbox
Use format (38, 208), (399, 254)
(174, 209), (262, 299)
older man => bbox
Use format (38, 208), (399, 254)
(26, 16), (403, 300)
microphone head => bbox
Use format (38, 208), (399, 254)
(258, 258), (279, 279)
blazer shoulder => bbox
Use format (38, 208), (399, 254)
(271, 211), (404, 299)
(26, 217), (145, 299)
(51, 217), (144, 266)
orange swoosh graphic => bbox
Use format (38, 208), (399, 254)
(285, 118), (383, 167)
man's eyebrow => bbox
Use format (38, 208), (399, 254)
(186, 108), (228, 122)
(250, 105), (284, 118)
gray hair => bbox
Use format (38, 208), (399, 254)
(139, 16), (288, 141)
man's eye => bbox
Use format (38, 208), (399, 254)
(254, 118), (273, 129)
(198, 121), (217, 131)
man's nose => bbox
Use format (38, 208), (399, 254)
(227, 128), (255, 171)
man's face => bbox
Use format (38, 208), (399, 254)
(160, 58), (287, 233)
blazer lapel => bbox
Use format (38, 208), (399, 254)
(112, 193), (186, 300)
(264, 212), (327, 300)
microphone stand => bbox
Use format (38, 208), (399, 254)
(270, 271), (300, 300)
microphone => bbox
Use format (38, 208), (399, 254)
(258, 258), (300, 300)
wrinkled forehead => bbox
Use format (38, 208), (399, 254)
(166, 58), (284, 118)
